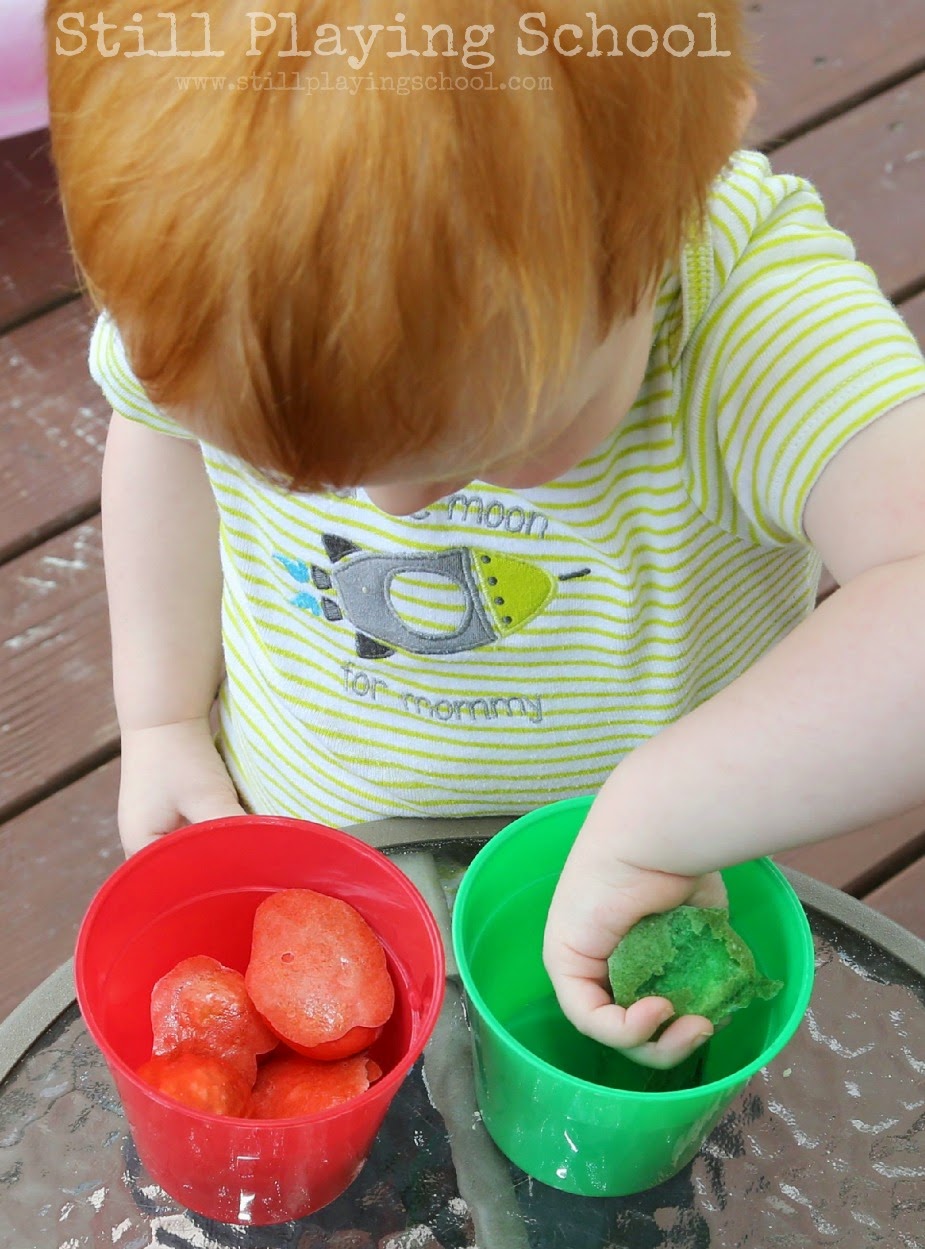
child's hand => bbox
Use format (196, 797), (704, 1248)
(118, 718), (244, 857)
(544, 848), (728, 1069)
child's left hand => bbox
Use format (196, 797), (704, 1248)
(543, 843), (728, 1069)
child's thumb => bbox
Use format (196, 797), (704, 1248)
(182, 792), (247, 825)
(181, 768), (247, 825)
(687, 871), (729, 910)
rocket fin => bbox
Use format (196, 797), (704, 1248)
(323, 534), (362, 564)
(356, 633), (395, 660)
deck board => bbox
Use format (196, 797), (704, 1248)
(899, 291), (925, 346)
(770, 72), (925, 298)
(0, 518), (116, 819)
(747, 0), (925, 147)
(0, 298), (106, 563)
(0, 760), (120, 1020)
(0, 131), (76, 329)
(864, 856), (925, 941)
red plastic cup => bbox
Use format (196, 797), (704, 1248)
(75, 816), (446, 1225)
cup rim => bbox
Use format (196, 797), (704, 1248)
(451, 797), (815, 1102)
(75, 814), (446, 1126)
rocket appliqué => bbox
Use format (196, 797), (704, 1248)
(275, 534), (590, 661)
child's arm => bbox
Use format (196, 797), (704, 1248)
(544, 393), (925, 1065)
(102, 413), (244, 854)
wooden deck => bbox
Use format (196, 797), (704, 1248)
(2, 1), (925, 1022)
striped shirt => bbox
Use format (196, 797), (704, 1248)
(89, 150), (925, 826)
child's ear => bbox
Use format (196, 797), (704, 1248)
(736, 86), (759, 145)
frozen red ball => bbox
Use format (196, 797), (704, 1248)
(137, 1048), (251, 1116)
(151, 954), (277, 1083)
(248, 1052), (382, 1119)
(245, 889), (395, 1060)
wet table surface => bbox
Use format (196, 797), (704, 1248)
(1, 835), (924, 1249)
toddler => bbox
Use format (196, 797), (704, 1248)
(47, 0), (925, 1069)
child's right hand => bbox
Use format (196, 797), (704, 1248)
(117, 718), (245, 857)
(545, 849), (725, 1068)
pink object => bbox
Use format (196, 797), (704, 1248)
(75, 816), (446, 1226)
(0, 0), (49, 140)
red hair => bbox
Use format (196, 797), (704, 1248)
(47, 1), (754, 489)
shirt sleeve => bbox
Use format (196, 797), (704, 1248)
(88, 311), (196, 440)
(681, 170), (925, 547)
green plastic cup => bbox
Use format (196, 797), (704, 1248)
(451, 795), (815, 1196)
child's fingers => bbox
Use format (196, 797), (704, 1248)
(549, 964), (684, 1054)
(180, 792), (246, 826)
(620, 1013), (715, 1070)
(553, 973), (678, 1052)
(548, 922), (724, 1066)
(543, 861), (727, 1065)
(117, 789), (183, 857)
(550, 956), (716, 1067)
(118, 783), (243, 858)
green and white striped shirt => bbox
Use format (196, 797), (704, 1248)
(90, 150), (925, 826)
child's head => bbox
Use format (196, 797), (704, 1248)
(48, 2), (754, 496)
